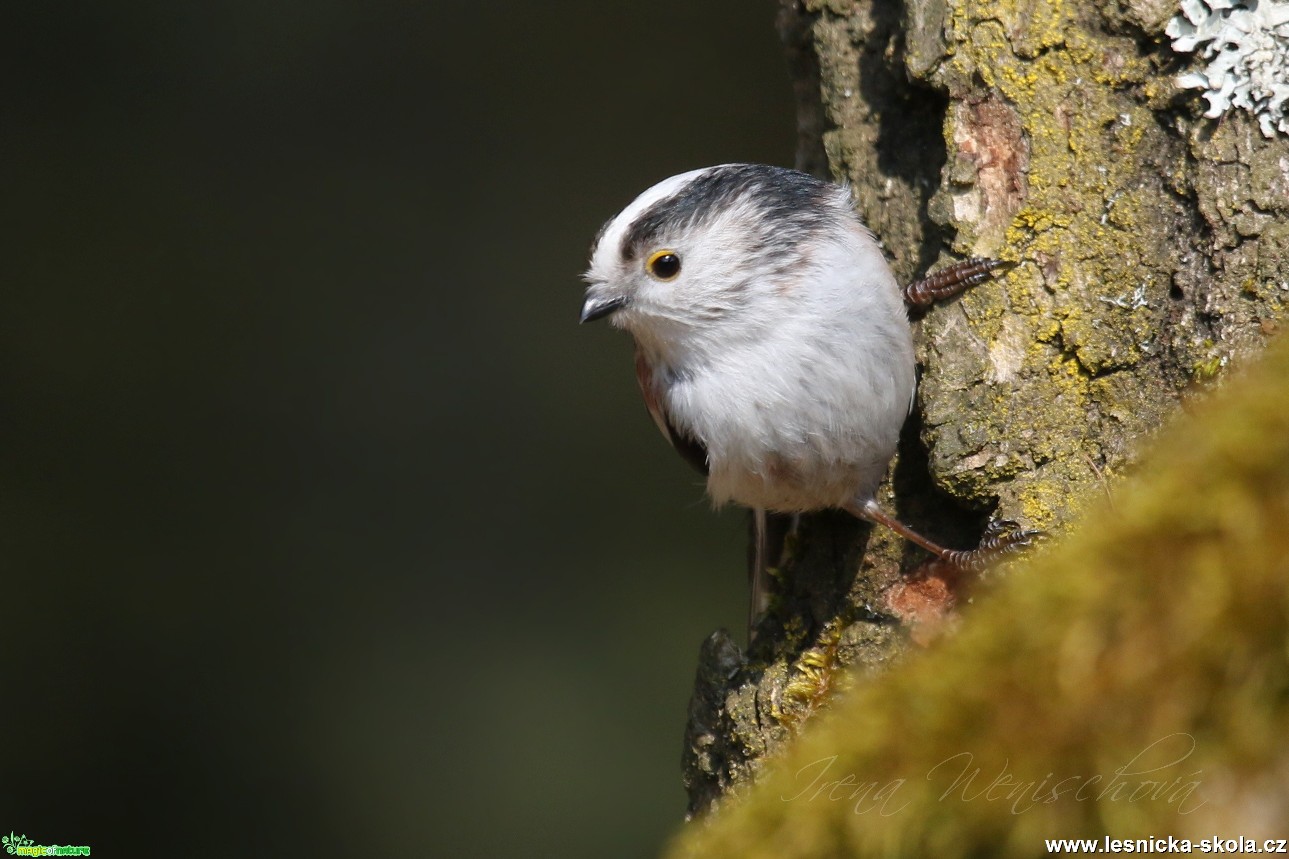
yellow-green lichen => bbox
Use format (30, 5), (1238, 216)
(913, 0), (1185, 530)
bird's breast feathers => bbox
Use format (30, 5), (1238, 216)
(633, 335), (910, 510)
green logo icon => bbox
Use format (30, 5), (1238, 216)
(2, 834), (33, 855)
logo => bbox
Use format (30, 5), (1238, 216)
(2, 833), (90, 857)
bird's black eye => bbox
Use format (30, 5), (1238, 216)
(646, 249), (682, 281)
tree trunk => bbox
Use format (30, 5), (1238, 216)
(682, 0), (1289, 817)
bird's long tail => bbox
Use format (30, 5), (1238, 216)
(748, 509), (796, 640)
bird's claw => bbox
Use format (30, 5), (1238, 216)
(941, 519), (1046, 571)
(903, 257), (1014, 308)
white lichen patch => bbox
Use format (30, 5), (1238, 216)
(1166, 0), (1289, 137)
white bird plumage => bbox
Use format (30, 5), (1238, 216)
(582, 163), (1033, 631)
(584, 164), (913, 512)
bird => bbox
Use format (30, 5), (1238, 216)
(580, 164), (1034, 629)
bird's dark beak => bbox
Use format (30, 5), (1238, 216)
(579, 293), (627, 324)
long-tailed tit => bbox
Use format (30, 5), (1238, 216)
(581, 164), (1035, 627)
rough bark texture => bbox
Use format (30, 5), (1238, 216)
(681, 0), (1288, 817)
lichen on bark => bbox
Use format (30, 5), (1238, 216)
(902, 0), (1286, 532)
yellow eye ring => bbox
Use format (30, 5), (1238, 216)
(645, 249), (682, 281)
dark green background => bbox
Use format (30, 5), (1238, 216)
(2, 2), (794, 856)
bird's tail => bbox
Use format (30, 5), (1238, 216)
(748, 509), (797, 641)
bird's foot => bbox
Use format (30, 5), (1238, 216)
(938, 519), (1045, 571)
(903, 257), (1013, 308)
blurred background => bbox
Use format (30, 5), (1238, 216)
(2, 1), (794, 856)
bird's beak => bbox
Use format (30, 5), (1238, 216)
(579, 292), (627, 324)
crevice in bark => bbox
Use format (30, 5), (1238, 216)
(777, 0), (829, 177)
(893, 405), (991, 557)
(859, 0), (951, 277)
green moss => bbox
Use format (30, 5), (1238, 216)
(1192, 357), (1223, 381)
(664, 333), (1289, 859)
(775, 622), (849, 732)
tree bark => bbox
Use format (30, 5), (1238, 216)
(682, 0), (1289, 817)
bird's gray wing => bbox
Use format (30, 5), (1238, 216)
(634, 347), (709, 476)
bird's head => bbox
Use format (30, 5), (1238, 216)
(581, 164), (862, 367)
